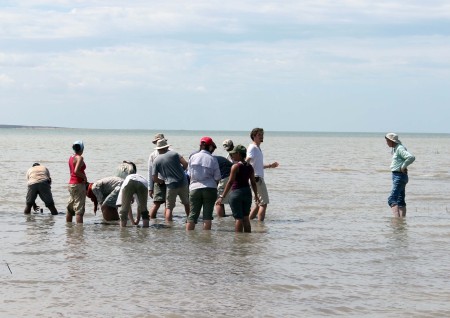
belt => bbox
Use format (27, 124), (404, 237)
(392, 171), (407, 174)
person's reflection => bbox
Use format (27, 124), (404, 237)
(64, 223), (86, 279)
(389, 217), (409, 248)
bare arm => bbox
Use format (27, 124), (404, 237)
(180, 156), (188, 170)
(215, 163), (238, 205)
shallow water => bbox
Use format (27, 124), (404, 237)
(1, 129), (450, 317)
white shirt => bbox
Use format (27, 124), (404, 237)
(247, 143), (264, 178)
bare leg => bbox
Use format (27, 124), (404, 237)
(235, 219), (243, 232)
(215, 204), (225, 217)
(76, 214), (83, 224)
(150, 202), (162, 219)
(183, 204), (190, 217)
(391, 205), (400, 217)
(398, 206), (406, 217)
(164, 208), (173, 222)
(257, 204), (267, 221)
(66, 212), (73, 223)
(203, 220), (212, 231)
(243, 216), (251, 233)
(186, 222), (195, 231)
(249, 205), (259, 220)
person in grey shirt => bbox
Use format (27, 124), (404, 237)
(152, 139), (190, 222)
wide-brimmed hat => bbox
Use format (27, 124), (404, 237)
(229, 144), (246, 156)
(385, 133), (401, 144)
(222, 139), (234, 151)
(154, 139), (171, 150)
(152, 133), (165, 144)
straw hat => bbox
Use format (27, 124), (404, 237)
(385, 133), (401, 144)
(154, 139), (170, 150)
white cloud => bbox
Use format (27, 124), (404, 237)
(0, 74), (14, 85)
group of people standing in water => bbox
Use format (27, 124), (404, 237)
(25, 128), (279, 233)
(24, 130), (415, 231)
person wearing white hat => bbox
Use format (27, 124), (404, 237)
(67, 140), (88, 223)
(152, 139), (190, 222)
(385, 133), (415, 217)
(148, 133), (169, 219)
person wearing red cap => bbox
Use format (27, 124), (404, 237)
(186, 137), (221, 230)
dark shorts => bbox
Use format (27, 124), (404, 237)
(229, 187), (252, 219)
(26, 181), (55, 207)
(187, 188), (217, 224)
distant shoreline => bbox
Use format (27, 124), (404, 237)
(0, 124), (61, 129)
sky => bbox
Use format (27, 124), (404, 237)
(1, 1), (450, 133)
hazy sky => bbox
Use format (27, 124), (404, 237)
(1, 1), (449, 132)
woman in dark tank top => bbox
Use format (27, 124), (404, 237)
(215, 145), (259, 233)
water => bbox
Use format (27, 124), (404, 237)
(1, 128), (450, 317)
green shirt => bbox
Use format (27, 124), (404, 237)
(390, 144), (415, 172)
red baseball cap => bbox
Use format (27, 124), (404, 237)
(200, 137), (214, 146)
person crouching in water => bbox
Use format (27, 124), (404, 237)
(116, 174), (150, 227)
(215, 145), (259, 232)
(385, 133), (415, 217)
(86, 177), (124, 221)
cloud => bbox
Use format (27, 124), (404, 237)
(0, 73), (14, 85)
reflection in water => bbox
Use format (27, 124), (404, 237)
(389, 217), (408, 247)
(64, 224), (87, 282)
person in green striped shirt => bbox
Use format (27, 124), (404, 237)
(385, 133), (415, 217)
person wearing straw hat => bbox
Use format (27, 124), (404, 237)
(385, 133), (415, 217)
(147, 133), (168, 219)
(152, 139), (190, 221)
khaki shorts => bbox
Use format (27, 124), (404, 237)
(217, 177), (230, 204)
(67, 183), (86, 216)
(166, 184), (189, 210)
(255, 177), (269, 205)
(153, 183), (166, 203)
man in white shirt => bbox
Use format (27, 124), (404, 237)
(246, 128), (279, 221)
(186, 137), (221, 230)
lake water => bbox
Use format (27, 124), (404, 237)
(1, 128), (450, 317)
